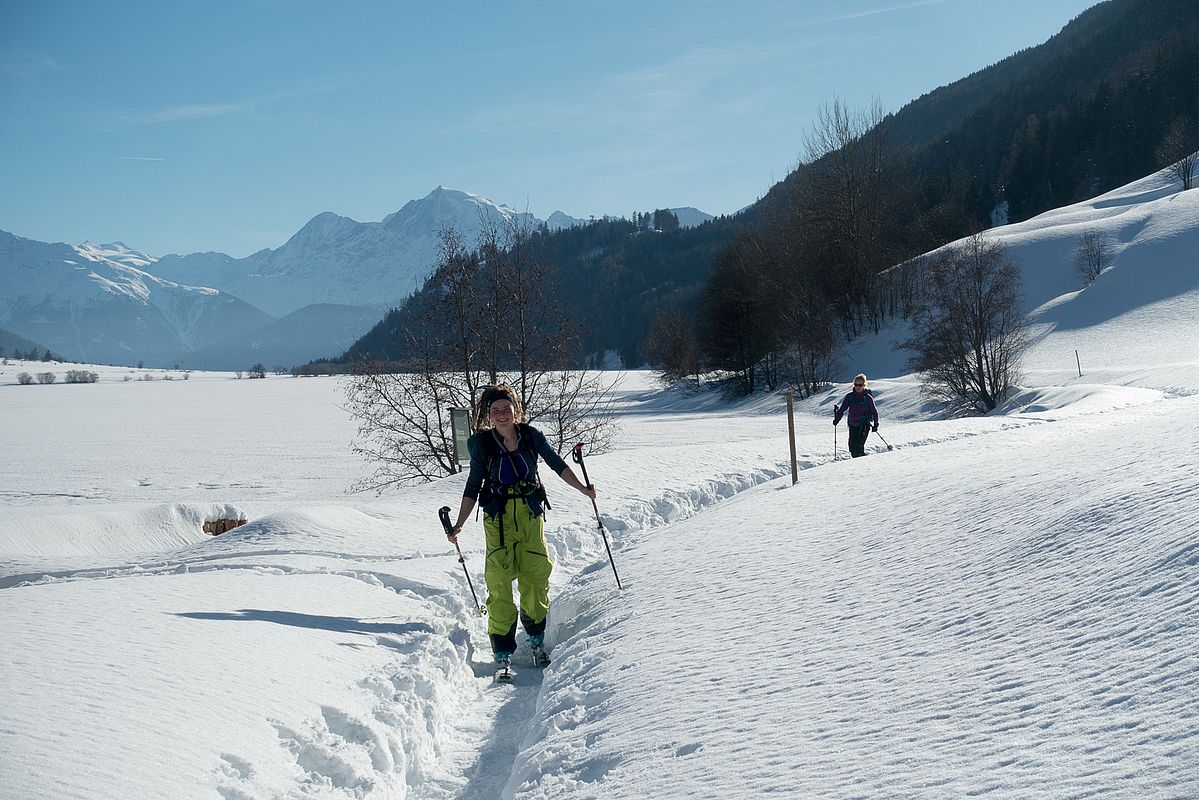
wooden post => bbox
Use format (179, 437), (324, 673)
(1076, 350), (1082, 378)
(786, 390), (798, 485)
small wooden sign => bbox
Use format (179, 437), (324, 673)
(450, 407), (472, 470)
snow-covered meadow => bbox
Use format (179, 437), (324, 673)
(2, 166), (1197, 799)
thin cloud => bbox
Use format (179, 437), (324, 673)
(806, 0), (947, 25)
(133, 103), (249, 124)
(461, 44), (753, 135)
(0, 51), (65, 80)
(93, 81), (337, 128)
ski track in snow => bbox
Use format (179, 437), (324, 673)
(279, 463), (796, 800)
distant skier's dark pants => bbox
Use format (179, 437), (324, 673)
(849, 423), (871, 457)
(484, 498), (552, 654)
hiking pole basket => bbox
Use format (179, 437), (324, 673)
(439, 506), (485, 615)
(572, 443), (623, 590)
(875, 430), (894, 451)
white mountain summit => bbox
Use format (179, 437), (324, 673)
(145, 187), (540, 317)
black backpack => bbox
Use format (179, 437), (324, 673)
(474, 424), (551, 517)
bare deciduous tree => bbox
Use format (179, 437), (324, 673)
(1072, 228), (1113, 284)
(798, 97), (899, 337)
(345, 220), (620, 492)
(345, 358), (471, 487)
(901, 234), (1029, 414)
(642, 308), (701, 385)
(777, 291), (842, 398)
(1156, 116), (1198, 191)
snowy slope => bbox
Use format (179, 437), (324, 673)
(0, 231), (272, 366)
(845, 163), (1199, 392)
(1, 168), (1197, 799)
(75, 240), (157, 270)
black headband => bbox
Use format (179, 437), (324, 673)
(484, 388), (514, 409)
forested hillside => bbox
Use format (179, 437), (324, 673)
(873, 0), (1199, 229)
(336, 0), (1199, 369)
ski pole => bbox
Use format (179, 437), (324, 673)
(875, 429), (894, 451)
(571, 443), (623, 590)
(833, 408), (839, 461)
(439, 506), (485, 615)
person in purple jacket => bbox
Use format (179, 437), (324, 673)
(833, 373), (880, 458)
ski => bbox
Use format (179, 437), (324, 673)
(494, 658), (515, 682)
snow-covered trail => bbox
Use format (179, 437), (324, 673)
(515, 392), (1199, 799)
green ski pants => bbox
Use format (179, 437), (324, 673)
(483, 498), (553, 654)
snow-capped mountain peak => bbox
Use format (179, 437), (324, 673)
(141, 188), (547, 317)
(76, 241), (157, 268)
(283, 212), (361, 250)
(382, 186), (533, 231)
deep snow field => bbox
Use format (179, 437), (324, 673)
(2, 167), (1197, 799)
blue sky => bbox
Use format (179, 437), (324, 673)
(1, 0), (1101, 258)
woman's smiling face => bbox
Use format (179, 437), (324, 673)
(489, 400), (515, 424)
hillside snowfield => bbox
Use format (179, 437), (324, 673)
(1, 167), (1196, 799)
(0, 231), (272, 366)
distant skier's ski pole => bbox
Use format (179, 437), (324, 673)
(439, 506), (485, 615)
(571, 443), (623, 590)
(833, 407), (839, 461)
(875, 430), (894, 451)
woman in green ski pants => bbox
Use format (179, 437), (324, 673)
(448, 384), (596, 671)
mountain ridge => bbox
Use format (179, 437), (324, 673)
(0, 230), (272, 366)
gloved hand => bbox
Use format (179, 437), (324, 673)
(832, 417), (839, 426)
(872, 423), (878, 432)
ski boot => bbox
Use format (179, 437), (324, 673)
(494, 652), (514, 682)
(528, 634), (551, 667)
